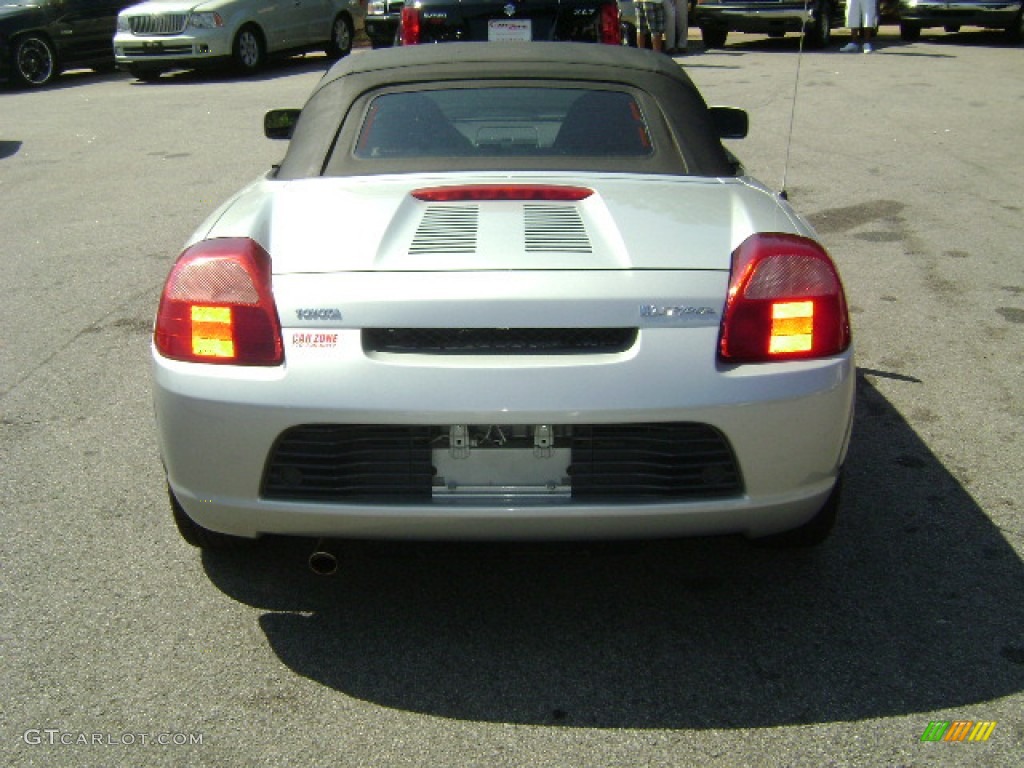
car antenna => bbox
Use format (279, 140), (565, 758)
(780, 0), (814, 201)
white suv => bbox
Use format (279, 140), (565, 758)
(114, 0), (365, 80)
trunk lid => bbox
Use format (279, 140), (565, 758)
(203, 172), (806, 275)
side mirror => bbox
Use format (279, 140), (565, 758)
(264, 109), (301, 140)
(709, 107), (748, 140)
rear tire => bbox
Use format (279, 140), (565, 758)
(1007, 9), (1023, 43)
(325, 14), (354, 58)
(700, 26), (728, 47)
(232, 24), (265, 74)
(12, 34), (57, 87)
(168, 485), (252, 550)
(754, 476), (842, 548)
(128, 65), (163, 81)
(807, 0), (832, 48)
(899, 21), (922, 40)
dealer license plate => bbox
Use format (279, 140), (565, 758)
(488, 19), (532, 41)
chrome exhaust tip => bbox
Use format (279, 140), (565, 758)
(308, 539), (340, 576)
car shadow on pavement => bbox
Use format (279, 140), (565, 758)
(0, 140), (22, 159)
(201, 372), (1024, 728)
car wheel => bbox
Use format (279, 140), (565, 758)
(168, 485), (252, 550)
(1007, 8), (1024, 43)
(232, 24), (265, 74)
(12, 34), (57, 87)
(128, 65), (163, 81)
(754, 475), (842, 548)
(700, 26), (728, 48)
(899, 21), (922, 41)
(325, 14), (354, 58)
(807, 0), (832, 48)
(943, 24), (960, 32)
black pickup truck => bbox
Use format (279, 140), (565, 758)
(366, 0), (622, 47)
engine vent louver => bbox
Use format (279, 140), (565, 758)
(409, 204), (478, 254)
(407, 203), (592, 255)
(524, 204), (592, 253)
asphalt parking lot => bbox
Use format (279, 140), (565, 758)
(1, 27), (1022, 767)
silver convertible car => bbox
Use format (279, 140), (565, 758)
(152, 43), (854, 559)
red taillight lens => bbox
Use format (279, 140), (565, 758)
(412, 185), (593, 202)
(400, 6), (420, 44)
(154, 238), (283, 366)
(718, 233), (850, 363)
(599, 1), (621, 44)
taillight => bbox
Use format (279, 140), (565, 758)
(154, 238), (283, 366)
(599, 1), (621, 44)
(718, 233), (850, 363)
(400, 6), (420, 44)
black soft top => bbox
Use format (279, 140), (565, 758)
(275, 42), (736, 180)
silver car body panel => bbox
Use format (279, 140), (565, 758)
(153, 170), (854, 541)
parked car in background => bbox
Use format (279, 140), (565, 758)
(152, 43), (854, 562)
(387, 0), (621, 45)
(113, 0), (365, 80)
(897, 0), (1022, 41)
(0, 0), (131, 87)
(364, 0), (400, 46)
(693, 0), (844, 48)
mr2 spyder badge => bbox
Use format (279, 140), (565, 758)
(639, 304), (719, 326)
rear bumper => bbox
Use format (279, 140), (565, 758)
(365, 13), (399, 43)
(898, 0), (1021, 26)
(694, 3), (813, 32)
(169, 480), (841, 541)
(153, 332), (855, 541)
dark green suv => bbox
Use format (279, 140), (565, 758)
(1, 0), (132, 87)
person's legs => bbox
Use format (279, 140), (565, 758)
(664, 0), (677, 51)
(842, 0), (864, 49)
(676, 0), (689, 51)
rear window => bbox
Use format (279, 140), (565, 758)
(352, 88), (653, 160)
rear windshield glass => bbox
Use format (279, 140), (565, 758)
(353, 88), (653, 159)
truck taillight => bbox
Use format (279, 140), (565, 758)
(718, 233), (850, 363)
(400, 6), (421, 44)
(599, 1), (621, 44)
(154, 238), (283, 366)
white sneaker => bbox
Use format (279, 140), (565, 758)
(840, 42), (860, 52)
(862, 42), (874, 53)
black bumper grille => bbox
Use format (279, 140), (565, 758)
(262, 423), (742, 503)
(567, 423), (742, 500)
(262, 425), (436, 502)
(362, 328), (637, 355)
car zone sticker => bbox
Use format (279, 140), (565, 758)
(291, 332), (339, 349)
